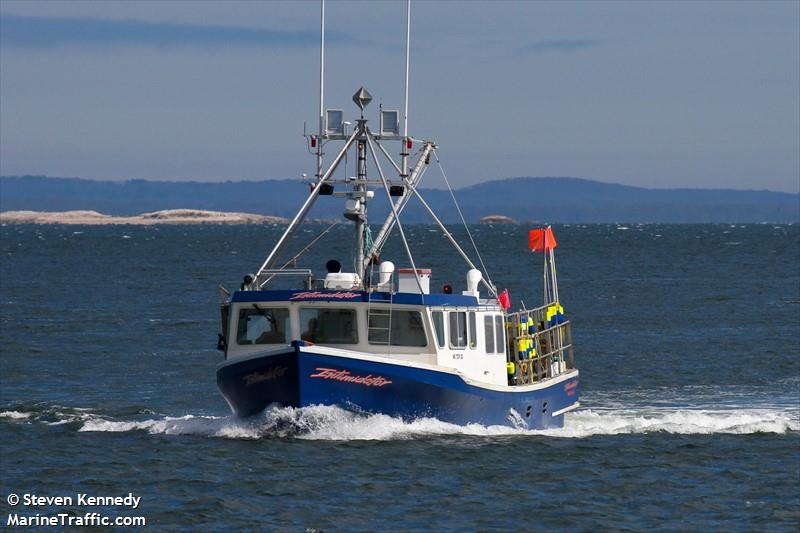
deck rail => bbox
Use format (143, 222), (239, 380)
(256, 269), (314, 290)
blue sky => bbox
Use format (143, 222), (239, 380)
(1, 0), (798, 192)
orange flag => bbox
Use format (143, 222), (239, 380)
(498, 289), (511, 310)
(528, 227), (558, 253)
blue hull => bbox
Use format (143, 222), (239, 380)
(217, 346), (579, 429)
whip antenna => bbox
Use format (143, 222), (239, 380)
(401, 0), (411, 178)
(317, 0), (325, 180)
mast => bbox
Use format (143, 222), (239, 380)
(255, 0), (496, 296)
(346, 88), (373, 282)
(355, 119), (368, 278)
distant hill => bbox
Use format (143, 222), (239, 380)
(1, 175), (797, 223)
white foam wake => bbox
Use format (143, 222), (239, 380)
(544, 408), (800, 438)
(79, 414), (228, 436)
(4, 404), (797, 440)
(73, 405), (800, 440)
(0, 410), (32, 420)
(75, 406), (531, 440)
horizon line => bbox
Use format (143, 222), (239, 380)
(1, 174), (797, 195)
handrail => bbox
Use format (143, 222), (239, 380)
(255, 269), (314, 290)
(505, 301), (552, 320)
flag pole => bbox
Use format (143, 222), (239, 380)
(549, 228), (559, 303)
(542, 249), (548, 304)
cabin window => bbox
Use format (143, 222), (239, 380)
(236, 307), (290, 345)
(484, 315), (495, 353)
(494, 315), (505, 354)
(368, 310), (428, 347)
(468, 312), (477, 349)
(299, 308), (358, 344)
(220, 304), (230, 348)
(449, 312), (467, 348)
(432, 311), (446, 348)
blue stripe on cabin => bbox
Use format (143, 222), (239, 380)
(231, 290), (480, 307)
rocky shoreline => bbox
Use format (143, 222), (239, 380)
(0, 209), (290, 225)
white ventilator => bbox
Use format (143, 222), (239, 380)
(464, 269), (483, 296)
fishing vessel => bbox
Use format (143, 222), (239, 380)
(215, 1), (579, 429)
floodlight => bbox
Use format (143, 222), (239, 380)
(380, 110), (400, 136)
(325, 109), (344, 135)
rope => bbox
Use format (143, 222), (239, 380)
(363, 224), (374, 261)
(433, 149), (497, 297)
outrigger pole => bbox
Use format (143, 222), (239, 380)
(254, 129), (360, 286)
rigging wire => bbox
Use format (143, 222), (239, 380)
(432, 149), (497, 297)
(260, 221), (340, 288)
(366, 134), (426, 300)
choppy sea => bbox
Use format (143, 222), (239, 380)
(1, 223), (798, 531)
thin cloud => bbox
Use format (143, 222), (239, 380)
(0, 13), (359, 49)
(515, 39), (600, 55)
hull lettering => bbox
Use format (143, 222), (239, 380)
(290, 291), (361, 300)
(243, 365), (288, 386)
(309, 367), (392, 387)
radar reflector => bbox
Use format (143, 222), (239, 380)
(352, 87), (372, 110)
(380, 110), (400, 136)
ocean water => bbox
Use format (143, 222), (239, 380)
(1, 223), (798, 531)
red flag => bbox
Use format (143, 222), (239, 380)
(528, 227), (558, 253)
(498, 289), (511, 310)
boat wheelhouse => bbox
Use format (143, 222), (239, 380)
(215, 1), (579, 429)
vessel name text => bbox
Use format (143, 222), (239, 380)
(243, 365), (289, 386)
(289, 291), (361, 300)
(309, 367), (392, 387)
